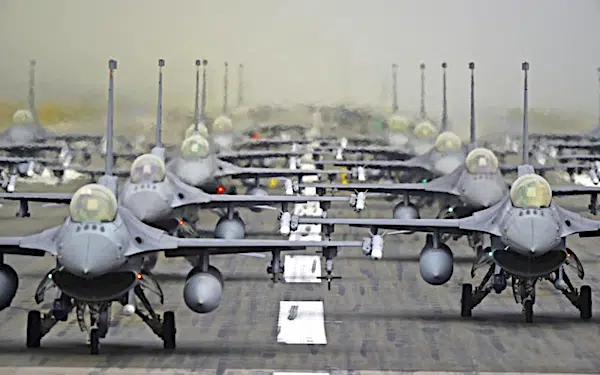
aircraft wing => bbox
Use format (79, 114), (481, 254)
(55, 166), (130, 179)
(294, 217), (475, 236)
(0, 156), (64, 167)
(214, 160), (343, 179)
(552, 185), (600, 196)
(172, 193), (351, 209)
(499, 163), (586, 175)
(312, 159), (428, 171)
(127, 238), (363, 257)
(292, 201), (504, 236)
(0, 142), (65, 153)
(0, 226), (62, 256)
(49, 133), (104, 143)
(233, 139), (313, 149)
(0, 192), (73, 203)
(556, 154), (600, 163)
(313, 145), (413, 160)
(217, 150), (306, 161)
(297, 182), (458, 196)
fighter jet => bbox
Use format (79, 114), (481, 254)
(162, 60), (344, 193)
(288, 62), (600, 323)
(0, 59), (363, 354)
(529, 66), (600, 142)
(0, 60), (137, 154)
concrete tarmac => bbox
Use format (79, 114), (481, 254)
(0, 190), (599, 374)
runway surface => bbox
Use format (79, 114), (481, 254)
(0, 183), (599, 374)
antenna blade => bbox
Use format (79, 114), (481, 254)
(237, 64), (244, 107)
(597, 66), (600, 126)
(106, 59), (117, 176)
(201, 60), (208, 127)
(521, 61), (530, 165)
(156, 59), (165, 147)
(28, 60), (39, 125)
(223, 62), (229, 114)
(441, 62), (448, 131)
(469, 62), (476, 145)
(193, 59), (201, 132)
(391, 64), (398, 113)
(419, 63), (426, 119)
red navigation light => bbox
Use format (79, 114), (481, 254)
(136, 272), (143, 280)
(251, 132), (262, 140)
(216, 186), (226, 194)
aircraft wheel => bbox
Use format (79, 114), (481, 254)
(26, 310), (41, 348)
(460, 284), (473, 317)
(523, 300), (534, 323)
(162, 311), (176, 349)
(89, 328), (100, 355)
(579, 285), (592, 320)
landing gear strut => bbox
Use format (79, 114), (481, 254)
(26, 278), (176, 353)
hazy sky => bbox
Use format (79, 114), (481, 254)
(1, 0), (599, 123)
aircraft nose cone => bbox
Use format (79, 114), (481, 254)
(122, 190), (170, 222)
(59, 233), (122, 279)
(504, 213), (561, 256)
(434, 156), (463, 175)
(389, 134), (409, 147)
(174, 160), (213, 187)
(465, 180), (506, 209)
(213, 135), (233, 151)
(412, 141), (432, 156)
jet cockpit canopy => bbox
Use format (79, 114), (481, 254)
(213, 115), (233, 133)
(180, 134), (210, 159)
(509, 173), (552, 209)
(130, 154), (166, 183)
(434, 131), (462, 153)
(69, 184), (118, 223)
(388, 115), (409, 132)
(413, 121), (437, 138)
(465, 148), (499, 173)
(184, 123), (209, 139)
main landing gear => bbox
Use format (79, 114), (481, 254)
(461, 262), (592, 323)
(26, 280), (176, 354)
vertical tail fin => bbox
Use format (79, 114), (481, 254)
(237, 64), (244, 107)
(201, 60), (208, 125)
(223, 62), (229, 114)
(155, 59), (165, 148)
(469, 62), (476, 146)
(419, 63), (426, 119)
(521, 61), (530, 165)
(597, 66), (600, 126)
(193, 59), (201, 131)
(440, 62), (448, 131)
(105, 59), (117, 176)
(28, 60), (39, 125)
(391, 64), (398, 113)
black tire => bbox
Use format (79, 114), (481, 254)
(26, 310), (41, 348)
(524, 300), (534, 323)
(460, 283), (473, 317)
(89, 328), (99, 355)
(162, 311), (176, 350)
(579, 285), (592, 320)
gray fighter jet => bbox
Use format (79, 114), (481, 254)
(312, 62), (450, 161)
(0, 60), (128, 151)
(163, 60), (344, 193)
(83, 60), (343, 192)
(0, 59), (363, 354)
(288, 62), (600, 322)
(294, 62), (586, 220)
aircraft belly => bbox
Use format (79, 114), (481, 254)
(51, 270), (137, 302)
